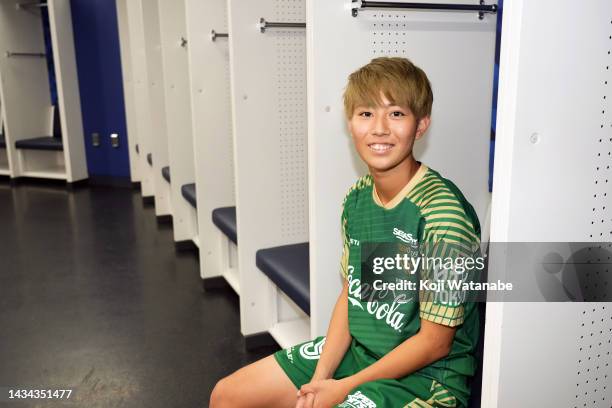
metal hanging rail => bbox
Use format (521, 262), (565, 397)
(259, 18), (306, 33)
(16, 1), (47, 10)
(5, 51), (46, 58)
(351, 0), (498, 19)
(211, 30), (229, 41)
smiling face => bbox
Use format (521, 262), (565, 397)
(348, 94), (431, 175)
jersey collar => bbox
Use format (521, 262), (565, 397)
(372, 164), (429, 210)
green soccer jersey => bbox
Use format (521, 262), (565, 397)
(340, 164), (481, 406)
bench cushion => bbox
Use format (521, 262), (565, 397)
(161, 166), (170, 183)
(256, 242), (310, 315)
(181, 183), (197, 209)
(212, 207), (237, 244)
(15, 136), (63, 151)
(147, 153), (152, 166)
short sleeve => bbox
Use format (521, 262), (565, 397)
(418, 196), (481, 327)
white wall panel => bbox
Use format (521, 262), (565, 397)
(484, 1), (612, 406)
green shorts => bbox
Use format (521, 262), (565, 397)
(274, 336), (462, 408)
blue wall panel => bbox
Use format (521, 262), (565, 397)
(71, 0), (130, 178)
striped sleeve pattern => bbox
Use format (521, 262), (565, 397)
(339, 175), (373, 279)
(408, 171), (480, 327)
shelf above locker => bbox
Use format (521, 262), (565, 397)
(212, 206), (237, 244)
(256, 242), (310, 316)
(181, 183), (197, 208)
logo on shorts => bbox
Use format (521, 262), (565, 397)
(338, 391), (377, 408)
(298, 338), (326, 360)
(286, 347), (294, 364)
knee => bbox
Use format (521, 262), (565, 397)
(209, 377), (235, 408)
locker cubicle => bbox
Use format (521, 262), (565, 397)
(0, 0), (87, 182)
(145, 0), (171, 218)
(228, 0), (310, 346)
(123, 0), (172, 218)
(185, 0), (237, 288)
(160, 0), (198, 246)
(306, 0), (496, 339)
(124, 0), (155, 198)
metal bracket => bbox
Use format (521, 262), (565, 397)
(5, 51), (46, 58)
(351, 0), (498, 19)
(110, 133), (119, 148)
(211, 30), (229, 41)
(259, 17), (306, 33)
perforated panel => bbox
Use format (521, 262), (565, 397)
(593, 23), (612, 242)
(274, 0), (308, 241)
(575, 21), (612, 407)
(575, 305), (612, 408)
(485, 1), (612, 406)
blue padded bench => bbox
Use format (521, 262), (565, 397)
(256, 242), (310, 315)
(15, 136), (63, 151)
(147, 153), (152, 166)
(181, 183), (197, 209)
(212, 206), (237, 244)
(15, 105), (62, 151)
(161, 166), (170, 183)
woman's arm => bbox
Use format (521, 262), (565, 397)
(298, 320), (457, 407)
(310, 279), (352, 381)
(337, 319), (455, 389)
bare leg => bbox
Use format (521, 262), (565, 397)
(210, 355), (298, 408)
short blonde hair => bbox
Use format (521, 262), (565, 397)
(343, 57), (433, 120)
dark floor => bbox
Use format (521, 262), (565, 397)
(0, 180), (279, 408)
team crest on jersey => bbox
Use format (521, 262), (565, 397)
(338, 391), (377, 408)
(298, 338), (326, 360)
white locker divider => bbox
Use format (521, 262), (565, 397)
(140, 0), (171, 217)
(483, 1), (612, 406)
(228, 0), (310, 347)
(159, 0), (198, 245)
(306, 0), (497, 338)
(0, 0), (87, 182)
(116, 0), (140, 184)
(186, 0), (237, 288)
(125, 0), (155, 198)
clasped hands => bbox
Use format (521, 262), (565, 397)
(294, 378), (353, 408)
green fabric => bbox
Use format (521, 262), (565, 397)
(274, 165), (480, 407)
(274, 336), (460, 407)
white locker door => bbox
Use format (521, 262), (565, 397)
(484, 0), (612, 407)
